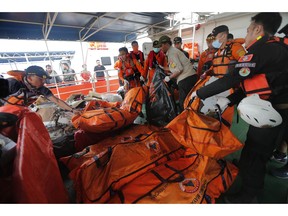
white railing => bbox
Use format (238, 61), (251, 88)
(46, 68), (120, 99)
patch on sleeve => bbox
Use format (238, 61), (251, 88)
(238, 54), (253, 62)
(239, 67), (251, 77)
(169, 61), (176, 69)
(235, 63), (256, 68)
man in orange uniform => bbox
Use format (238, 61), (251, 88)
(203, 25), (246, 125)
(118, 47), (143, 91)
(142, 40), (168, 87)
(197, 33), (217, 78)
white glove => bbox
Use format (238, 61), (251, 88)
(140, 76), (145, 82)
(216, 96), (230, 113)
(124, 80), (129, 86)
(190, 91), (198, 100)
(164, 76), (170, 82)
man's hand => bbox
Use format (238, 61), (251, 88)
(164, 76), (170, 82)
(124, 79), (129, 86)
(140, 76), (145, 82)
(72, 108), (82, 116)
(215, 96), (230, 113)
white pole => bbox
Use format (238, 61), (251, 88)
(44, 39), (61, 99)
(192, 25), (196, 59)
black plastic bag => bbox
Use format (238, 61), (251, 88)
(146, 66), (177, 126)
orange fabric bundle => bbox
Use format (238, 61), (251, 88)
(108, 155), (238, 204)
(166, 77), (243, 159)
(69, 129), (187, 203)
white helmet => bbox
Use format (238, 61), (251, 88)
(237, 94), (282, 128)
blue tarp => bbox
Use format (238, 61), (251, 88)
(0, 12), (173, 42)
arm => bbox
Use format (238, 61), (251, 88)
(196, 73), (242, 100)
(197, 52), (206, 76)
(47, 95), (73, 111)
(133, 58), (146, 77)
(231, 43), (246, 60)
(167, 51), (184, 79)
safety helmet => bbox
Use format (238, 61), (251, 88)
(237, 94), (282, 128)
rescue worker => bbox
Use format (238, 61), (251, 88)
(197, 33), (217, 78)
(201, 25), (246, 125)
(227, 33), (234, 42)
(118, 47), (144, 91)
(159, 35), (197, 112)
(3, 65), (75, 112)
(130, 41), (145, 83)
(130, 40), (145, 66)
(173, 36), (190, 59)
(142, 40), (168, 87)
(114, 59), (123, 86)
(191, 12), (288, 203)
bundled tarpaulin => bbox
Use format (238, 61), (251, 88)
(62, 129), (186, 203)
(108, 154), (238, 204)
(73, 123), (158, 153)
(146, 66), (177, 126)
(166, 77), (243, 159)
(72, 86), (147, 133)
(0, 105), (68, 203)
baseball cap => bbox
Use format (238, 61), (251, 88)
(173, 36), (182, 44)
(25, 65), (52, 79)
(159, 35), (171, 44)
(211, 25), (229, 37)
(152, 40), (161, 48)
(206, 33), (215, 41)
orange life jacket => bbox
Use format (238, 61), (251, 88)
(212, 41), (246, 77)
(118, 57), (142, 90)
(3, 70), (37, 106)
(241, 36), (288, 99)
(130, 50), (144, 66)
(144, 51), (168, 86)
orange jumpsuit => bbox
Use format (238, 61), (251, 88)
(142, 50), (168, 87)
(197, 48), (217, 77)
(118, 57), (143, 90)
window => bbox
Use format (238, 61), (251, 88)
(101, 57), (111, 66)
(113, 56), (118, 63)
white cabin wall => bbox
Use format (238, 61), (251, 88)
(179, 12), (288, 54)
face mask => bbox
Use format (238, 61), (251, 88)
(118, 55), (126, 61)
(153, 48), (160, 53)
(212, 39), (222, 49)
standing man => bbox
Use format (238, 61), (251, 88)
(201, 25), (246, 125)
(130, 41), (145, 82)
(118, 47), (143, 91)
(159, 35), (197, 112)
(94, 60), (106, 81)
(173, 36), (189, 59)
(45, 64), (62, 84)
(61, 62), (77, 84)
(191, 13), (288, 203)
(197, 33), (217, 77)
(142, 40), (168, 87)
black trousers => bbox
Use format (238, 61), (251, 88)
(178, 74), (198, 112)
(238, 108), (288, 196)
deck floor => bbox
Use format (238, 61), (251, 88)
(216, 110), (288, 203)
